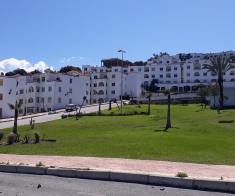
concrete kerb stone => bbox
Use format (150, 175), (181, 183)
(148, 175), (193, 189)
(0, 164), (235, 193)
(76, 170), (110, 180)
(192, 178), (235, 193)
(0, 164), (17, 173)
(46, 168), (77, 178)
(110, 171), (148, 184)
(17, 165), (46, 175)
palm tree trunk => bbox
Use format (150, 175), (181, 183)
(98, 102), (101, 115)
(147, 96), (151, 115)
(165, 93), (171, 130)
(218, 76), (224, 109)
(13, 107), (18, 134)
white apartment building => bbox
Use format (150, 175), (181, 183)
(0, 72), (90, 118)
(1, 51), (235, 118)
(82, 51), (235, 104)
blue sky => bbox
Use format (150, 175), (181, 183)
(0, 0), (235, 72)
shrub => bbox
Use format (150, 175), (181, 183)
(36, 161), (45, 167)
(0, 131), (4, 141)
(176, 172), (188, 178)
(7, 132), (17, 145)
(23, 134), (30, 144)
(34, 132), (40, 144)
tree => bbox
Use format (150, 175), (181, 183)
(8, 101), (23, 135)
(59, 66), (81, 73)
(203, 56), (235, 109)
(5, 69), (28, 76)
(164, 90), (172, 130)
(141, 79), (159, 115)
(197, 85), (209, 109)
(76, 96), (87, 119)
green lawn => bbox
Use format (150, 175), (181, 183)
(1, 104), (235, 165)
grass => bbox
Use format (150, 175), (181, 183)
(1, 104), (235, 165)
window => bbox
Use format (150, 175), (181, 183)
(123, 69), (127, 73)
(160, 74), (163, 78)
(114, 68), (118, 72)
(138, 68), (142, 72)
(160, 67), (163, 71)
(144, 74), (149, 78)
(69, 98), (72, 104)
(36, 86), (40, 92)
(166, 73), (171, 78)
(93, 83), (97, 87)
(152, 75), (155, 78)
(86, 91), (89, 95)
(166, 66), (171, 72)
(0, 93), (2, 100)
(194, 72), (200, 76)
(41, 87), (45, 92)
(42, 77), (45, 82)
(187, 73), (190, 77)
(174, 67), (177, 71)
(112, 83), (115, 86)
(99, 82), (104, 87)
(151, 67), (155, 71)
(144, 67), (149, 72)
(28, 98), (34, 103)
(41, 97), (44, 103)
(19, 99), (23, 104)
(69, 88), (72, 93)
(70, 78), (73, 83)
(130, 68), (134, 72)
(48, 97), (52, 103)
(98, 90), (104, 95)
(187, 65), (190, 69)
(58, 97), (62, 103)
(211, 73), (216, 76)
(29, 87), (34, 93)
(111, 90), (115, 94)
(203, 72), (207, 76)
(112, 74), (115, 78)
(48, 86), (52, 92)
(174, 74), (178, 78)
(58, 87), (62, 92)
(94, 75), (98, 79)
(36, 97), (40, 103)
(19, 89), (24, 94)
(0, 79), (3, 86)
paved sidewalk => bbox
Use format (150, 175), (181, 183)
(1, 154), (235, 181)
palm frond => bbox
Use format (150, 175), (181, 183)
(8, 103), (15, 110)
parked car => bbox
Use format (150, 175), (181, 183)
(65, 104), (77, 112)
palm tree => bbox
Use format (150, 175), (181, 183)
(203, 56), (235, 109)
(8, 100), (23, 134)
(76, 96), (87, 119)
(141, 79), (158, 115)
(164, 90), (172, 130)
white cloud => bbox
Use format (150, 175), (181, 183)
(60, 56), (85, 64)
(0, 58), (53, 73)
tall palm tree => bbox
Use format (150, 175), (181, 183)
(8, 100), (23, 134)
(203, 55), (235, 109)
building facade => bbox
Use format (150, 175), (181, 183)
(1, 51), (235, 118)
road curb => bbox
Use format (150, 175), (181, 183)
(0, 164), (234, 193)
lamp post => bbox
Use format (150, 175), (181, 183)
(117, 49), (126, 114)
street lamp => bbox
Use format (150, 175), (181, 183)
(117, 49), (126, 114)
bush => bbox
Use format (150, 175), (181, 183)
(7, 132), (17, 145)
(36, 161), (45, 167)
(0, 131), (4, 141)
(23, 134), (30, 144)
(34, 132), (40, 144)
(176, 172), (188, 178)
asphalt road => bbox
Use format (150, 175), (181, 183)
(0, 172), (233, 196)
(0, 103), (117, 129)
